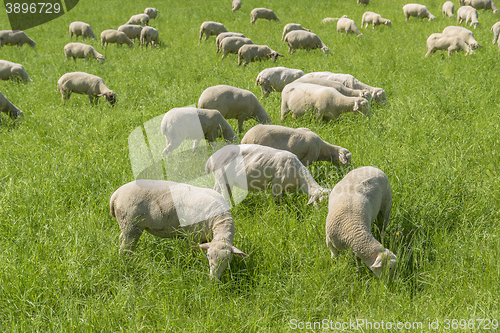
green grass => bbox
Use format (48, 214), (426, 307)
(1, 0), (499, 331)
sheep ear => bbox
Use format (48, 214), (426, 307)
(307, 195), (317, 205)
(192, 243), (211, 251)
(353, 101), (360, 111)
(97, 93), (105, 97)
(339, 152), (347, 164)
(231, 246), (249, 257)
(371, 253), (383, 269)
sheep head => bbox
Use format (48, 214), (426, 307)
(269, 51), (284, 62)
(385, 20), (392, 27)
(370, 249), (397, 277)
(196, 241), (248, 279)
(99, 91), (117, 106)
(338, 149), (352, 165)
(353, 99), (371, 116)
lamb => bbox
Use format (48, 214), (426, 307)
(281, 23), (311, 41)
(463, 0), (498, 13)
(64, 43), (105, 63)
(126, 13), (150, 26)
(117, 24), (143, 41)
(322, 15), (349, 24)
(492, 21), (500, 44)
(161, 107), (239, 155)
(0, 60), (31, 82)
(237, 44), (283, 67)
(442, 1), (455, 17)
(57, 72), (116, 106)
(144, 7), (159, 19)
(101, 30), (134, 47)
(216, 32), (246, 53)
(325, 166), (396, 277)
(283, 30), (330, 54)
(0, 30), (36, 47)
(442, 26), (482, 48)
(220, 37), (254, 59)
(0, 91), (24, 120)
(336, 17), (363, 36)
(281, 82), (371, 121)
(361, 12), (392, 28)
(110, 180), (248, 279)
(255, 67), (305, 97)
(457, 6), (480, 29)
(295, 76), (372, 100)
(199, 21), (228, 41)
(425, 33), (475, 56)
(232, 0), (241, 11)
(241, 124), (351, 167)
(140, 26), (159, 48)
(250, 8), (280, 24)
(68, 22), (96, 40)
(358, 0), (369, 6)
(205, 144), (330, 205)
(198, 85), (272, 134)
(403, 4), (437, 21)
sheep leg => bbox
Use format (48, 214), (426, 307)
(237, 116), (244, 134)
(355, 255), (363, 272)
(327, 241), (338, 258)
(119, 229), (142, 255)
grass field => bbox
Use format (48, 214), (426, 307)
(1, 0), (499, 331)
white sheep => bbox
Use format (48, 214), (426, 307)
(0, 30), (36, 47)
(110, 180), (248, 279)
(336, 17), (363, 36)
(295, 76), (372, 100)
(358, 0), (369, 6)
(281, 23), (311, 41)
(69, 22), (96, 40)
(199, 21), (228, 41)
(0, 60), (31, 83)
(161, 107), (239, 154)
(255, 67), (305, 97)
(361, 12), (392, 28)
(283, 30), (330, 54)
(140, 26), (159, 48)
(220, 37), (254, 59)
(457, 6), (480, 28)
(232, 0), (241, 11)
(241, 124), (351, 167)
(198, 85), (272, 134)
(117, 24), (143, 41)
(126, 13), (150, 26)
(442, 26), (482, 48)
(463, 0), (497, 13)
(492, 21), (500, 44)
(325, 166), (396, 277)
(403, 4), (437, 21)
(442, 1), (455, 17)
(57, 72), (116, 106)
(216, 32), (246, 53)
(144, 7), (159, 19)
(101, 30), (134, 47)
(64, 43), (105, 63)
(425, 33), (475, 56)
(250, 8), (280, 24)
(237, 44), (283, 67)
(281, 81), (371, 121)
(322, 15), (349, 24)
(0, 91), (24, 120)
(205, 144), (330, 205)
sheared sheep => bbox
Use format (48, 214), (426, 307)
(57, 72), (116, 106)
(403, 4), (436, 21)
(161, 107), (239, 154)
(361, 12), (392, 28)
(144, 7), (159, 19)
(457, 6), (480, 28)
(0, 30), (36, 47)
(110, 180), (248, 279)
(325, 166), (396, 277)
(283, 30), (330, 54)
(64, 43), (105, 63)
(101, 30), (134, 47)
(232, 0), (241, 11)
(69, 22), (95, 40)
(250, 8), (279, 24)
(442, 26), (482, 48)
(463, 0), (497, 13)
(0, 91), (24, 120)
(358, 0), (369, 6)
(425, 33), (475, 56)
(216, 32), (246, 53)
(118, 24), (143, 41)
(126, 13), (150, 26)
(281, 23), (311, 41)
(237, 44), (283, 66)
(140, 26), (159, 48)
(337, 17), (363, 36)
(198, 85), (272, 134)
(0, 60), (31, 82)
(322, 15), (349, 24)
(295, 76), (372, 100)
(492, 21), (500, 44)
(199, 21), (228, 41)
(220, 37), (254, 59)
(443, 1), (455, 17)
(241, 124), (351, 167)
(255, 67), (305, 97)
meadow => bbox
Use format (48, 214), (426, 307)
(1, 0), (499, 331)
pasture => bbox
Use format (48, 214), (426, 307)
(1, 0), (499, 331)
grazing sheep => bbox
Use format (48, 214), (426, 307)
(358, 0), (369, 6)
(281, 23), (311, 41)
(492, 21), (500, 44)
(463, 0), (498, 13)
(442, 26), (482, 48)
(281, 82), (371, 121)
(69, 22), (96, 40)
(0, 91), (24, 120)
(255, 67), (305, 97)
(322, 15), (349, 24)
(237, 44), (283, 66)
(443, 1), (455, 17)
(144, 7), (159, 19)
(57, 72), (116, 106)
(118, 24), (143, 41)
(198, 85), (272, 134)
(161, 107), (239, 154)
(403, 4), (436, 21)
(64, 43), (105, 63)
(232, 0), (241, 11)
(0, 60), (31, 82)
(205, 144), (330, 205)
(0, 30), (36, 47)
(241, 124), (351, 167)
(295, 77), (372, 100)
(216, 32), (246, 53)
(126, 13), (150, 26)
(457, 6), (480, 28)
(101, 30), (134, 47)
(337, 17), (363, 36)
(199, 21), (228, 41)
(140, 26), (159, 48)
(425, 33), (475, 56)
(325, 166), (396, 277)
(220, 37), (254, 59)
(250, 8), (279, 24)
(283, 30), (330, 54)
(110, 180), (248, 280)
(361, 12), (392, 28)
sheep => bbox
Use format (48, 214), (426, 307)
(361, 12), (392, 28)
(237, 44), (283, 67)
(425, 33), (475, 56)
(241, 124), (351, 167)
(161, 107), (239, 155)
(140, 26), (159, 48)
(281, 82), (371, 121)
(492, 21), (500, 44)
(463, 0), (498, 13)
(0, 91), (24, 120)
(126, 13), (150, 26)
(0, 30), (35, 47)
(100, 30), (134, 47)
(117, 24), (143, 41)
(216, 32), (246, 53)
(322, 15), (349, 24)
(64, 43), (105, 63)
(220, 37), (254, 59)
(255, 67), (305, 97)
(198, 85), (272, 134)
(110, 180), (248, 279)
(358, 0), (369, 6)
(325, 166), (396, 277)
(283, 30), (330, 54)
(295, 76), (372, 100)
(442, 26), (482, 48)
(68, 22), (96, 40)
(0, 60), (31, 83)
(442, 1), (455, 17)
(250, 8), (280, 25)
(457, 6), (480, 29)
(336, 17), (363, 36)
(403, 4), (437, 21)
(144, 7), (159, 19)
(57, 72), (116, 106)
(281, 23), (311, 41)
(199, 21), (228, 41)
(205, 144), (330, 205)
(232, 0), (241, 11)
